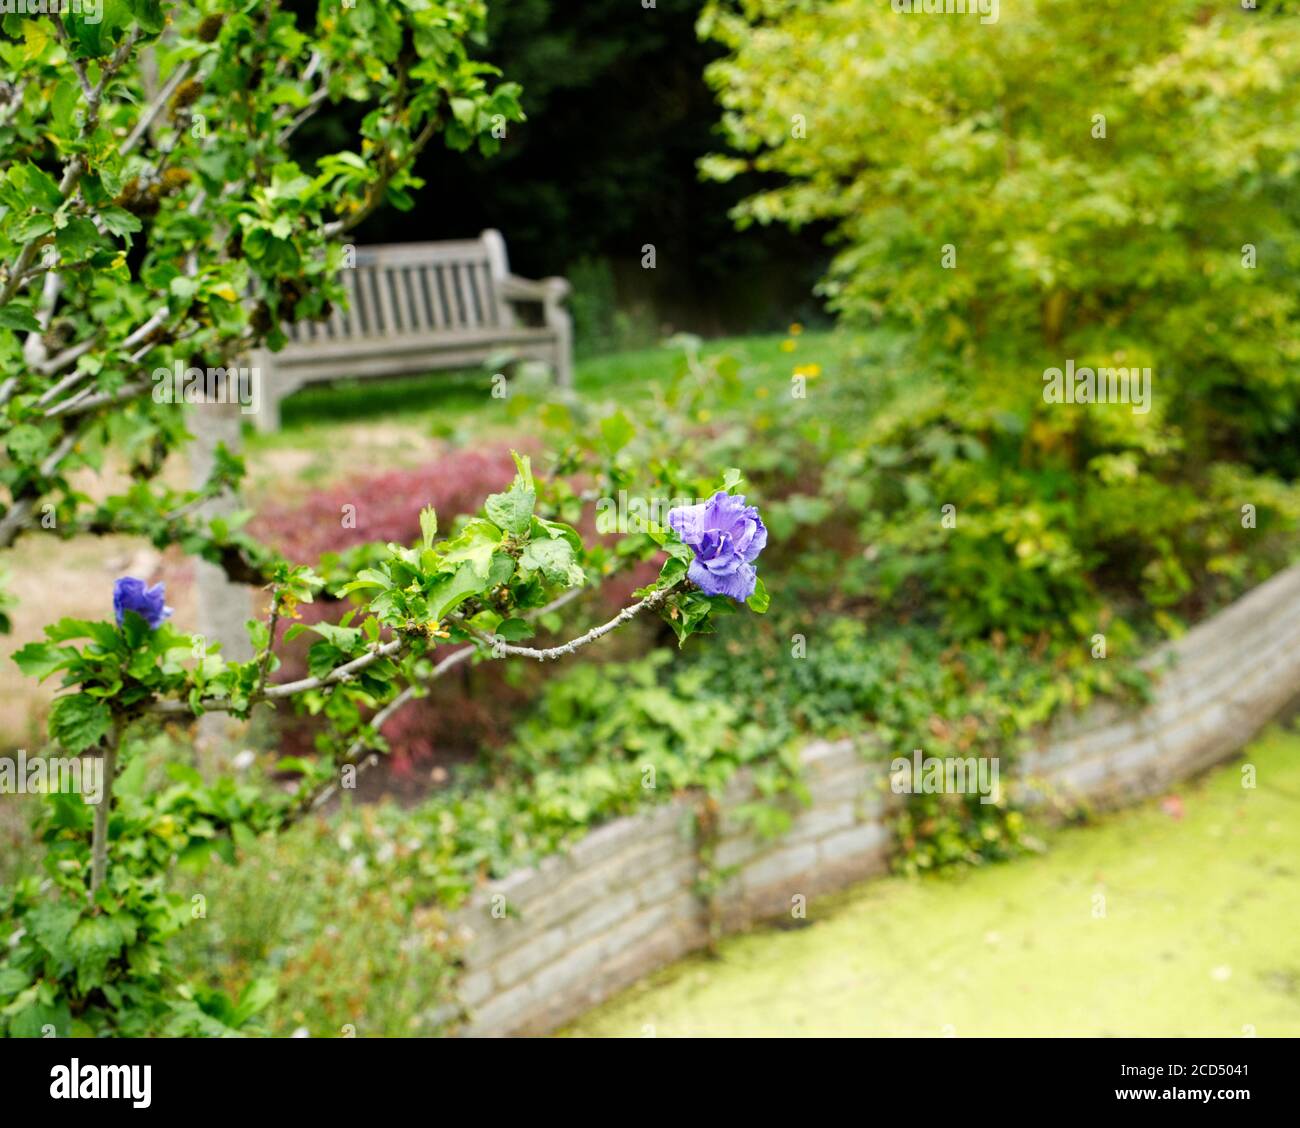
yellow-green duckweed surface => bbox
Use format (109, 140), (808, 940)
(563, 726), (1300, 1037)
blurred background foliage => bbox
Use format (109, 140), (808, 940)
(285, 0), (833, 343)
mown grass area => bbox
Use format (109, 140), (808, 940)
(245, 330), (864, 449)
(562, 724), (1300, 1038)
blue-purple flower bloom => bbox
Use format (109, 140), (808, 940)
(113, 577), (172, 630)
(667, 491), (767, 601)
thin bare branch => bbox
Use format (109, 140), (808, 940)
(487, 588), (670, 661)
(121, 58), (195, 155)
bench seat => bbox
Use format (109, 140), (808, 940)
(250, 230), (571, 431)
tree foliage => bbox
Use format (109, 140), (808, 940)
(702, 0), (1300, 467)
(0, 2), (765, 1037)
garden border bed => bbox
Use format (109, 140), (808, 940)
(447, 562), (1300, 1036)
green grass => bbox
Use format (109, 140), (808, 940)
(562, 724), (1300, 1037)
(246, 331), (861, 450)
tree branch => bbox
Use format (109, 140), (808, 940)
(89, 723), (119, 894)
(121, 58), (195, 156)
(284, 588), (588, 822)
(485, 588), (671, 661)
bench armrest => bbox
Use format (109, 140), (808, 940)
(496, 272), (573, 387)
(499, 273), (570, 305)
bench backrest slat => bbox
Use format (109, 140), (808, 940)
(283, 233), (510, 343)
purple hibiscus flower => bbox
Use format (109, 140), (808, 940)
(667, 490), (767, 601)
(113, 577), (172, 630)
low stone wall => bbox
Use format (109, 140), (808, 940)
(448, 562), (1300, 1036)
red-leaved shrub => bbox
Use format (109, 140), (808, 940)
(250, 446), (517, 564)
(251, 445), (532, 781)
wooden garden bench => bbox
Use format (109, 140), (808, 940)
(250, 229), (572, 431)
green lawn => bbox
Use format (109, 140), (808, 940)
(563, 725), (1300, 1037)
(245, 330), (866, 450)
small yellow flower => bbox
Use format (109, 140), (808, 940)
(789, 322), (803, 336)
(794, 363), (822, 378)
(780, 339), (796, 353)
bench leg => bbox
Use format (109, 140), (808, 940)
(249, 349), (282, 434)
(552, 311), (574, 389)
(541, 278), (574, 389)
(253, 391), (281, 434)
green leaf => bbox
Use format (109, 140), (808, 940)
(658, 555), (688, 587)
(721, 467), (745, 492)
(45, 617), (116, 645)
(307, 642), (345, 680)
(746, 576), (771, 613)
(486, 551), (515, 588)
(519, 537), (584, 587)
(64, 0), (134, 58)
(14, 162), (62, 211)
(4, 422), (49, 462)
(0, 304), (40, 332)
(26, 901), (80, 963)
(419, 504), (438, 549)
(230, 978), (277, 1027)
(12, 641), (76, 681)
(599, 410), (636, 454)
(450, 97), (477, 126)
(337, 567), (392, 597)
(534, 517), (582, 550)
(426, 563), (486, 621)
(661, 590), (722, 647)
(0, 966), (31, 1000)
(54, 216), (102, 260)
(100, 206), (143, 238)
(469, 608), (502, 633)
(8, 996), (71, 1039)
(310, 623), (362, 651)
(485, 468), (536, 536)
(68, 915), (129, 991)
(440, 519), (503, 580)
(129, 0), (166, 35)
(496, 617), (534, 642)
(48, 694), (111, 753)
(11, 213), (54, 241)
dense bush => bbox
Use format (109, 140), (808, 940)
(699, 0), (1300, 635)
(702, 1), (1300, 444)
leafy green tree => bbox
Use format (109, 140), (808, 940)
(0, 1), (764, 1036)
(701, 0), (1300, 466)
(0, 0), (521, 571)
(341, 0), (830, 336)
(700, 0), (1300, 634)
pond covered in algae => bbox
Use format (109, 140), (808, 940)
(563, 726), (1300, 1037)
